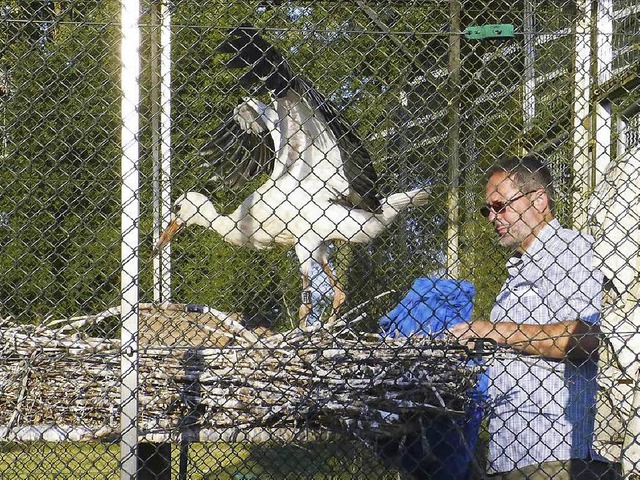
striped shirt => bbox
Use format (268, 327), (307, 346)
(487, 219), (605, 473)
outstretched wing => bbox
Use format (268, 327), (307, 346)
(199, 99), (276, 188)
(218, 25), (381, 212)
(300, 79), (380, 212)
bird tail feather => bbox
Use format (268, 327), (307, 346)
(381, 188), (431, 220)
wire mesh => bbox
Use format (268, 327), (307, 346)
(0, 1), (639, 479)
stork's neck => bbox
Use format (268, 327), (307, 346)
(197, 205), (248, 246)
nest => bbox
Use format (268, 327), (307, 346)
(0, 303), (485, 443)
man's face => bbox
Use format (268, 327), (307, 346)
(484, 171), (545, 251)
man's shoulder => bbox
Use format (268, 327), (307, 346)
(551, 223), (595, 248)
(536, 223), (595, 262)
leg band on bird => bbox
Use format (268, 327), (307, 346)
(301, 289), (312, 305)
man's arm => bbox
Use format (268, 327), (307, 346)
(449, 319), (600, 360)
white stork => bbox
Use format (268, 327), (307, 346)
(154, 25), (430, 325)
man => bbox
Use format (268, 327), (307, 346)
(451, 155), (619, 479)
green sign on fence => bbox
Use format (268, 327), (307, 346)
(464, 24), (515, 40)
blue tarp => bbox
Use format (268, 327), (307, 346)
(380, 277), (476, 338)
(379, 277), (488, 480)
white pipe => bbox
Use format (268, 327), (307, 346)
(120, 1), (140, 478)
(594, 101), (612, 187)
(618, 117), (628, 156)
(597, 0), (613, 85)
(571, 0), (592, 229)
(159, 1), (172, 301)
(594, 0), (613, 187)
(522, 0), (536, 133)
(152, 1), (173, 302)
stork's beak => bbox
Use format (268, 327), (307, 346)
(152, 220), (183, 257)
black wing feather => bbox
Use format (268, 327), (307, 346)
(200, 111), (275, 189)
(219, 25), (294, 97)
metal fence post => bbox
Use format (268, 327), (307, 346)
(121, 0), (141, 477)
(446, 0), (462, 279)
(152, 0), (173, 303)
(138, 443), (172, 480)
(571, 0), (593, 229)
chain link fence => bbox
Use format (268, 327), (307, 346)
(0, 1), (639, 478)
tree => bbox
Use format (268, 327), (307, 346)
(0, 1), (121, 323)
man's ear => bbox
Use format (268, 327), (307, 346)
(534, 190), (549, 213)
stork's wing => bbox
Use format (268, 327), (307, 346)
(299, 78), (381, 212)
(217, 24), (295, 98)
(199, 101), (276, 188)
(219, 25), (381, 212)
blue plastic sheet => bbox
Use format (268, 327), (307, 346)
(380, 277), (475, 338)
(379, 277), (488, 480)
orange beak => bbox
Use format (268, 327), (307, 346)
(152, 219), (183, 257)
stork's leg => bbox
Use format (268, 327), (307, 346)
(322, 259), (345, 319)
(298, 270), (313, 327)
(295, 244), (319, 329)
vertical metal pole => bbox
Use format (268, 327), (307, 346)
(594, 101), (612, 186)
(0, 68), (6, 159)
(523, 0), (536, 134)
(153, 0), (172, 302)
(571, 0), (592, 229)
(616, 116), (627, 157)
(120, 1), (140, 478)
(446, 0), (461, 279)
(160, 1), (173, 299)
(594, 0), (613, 87)
(395, 89), (410, 255)
(594, 0), (613, 186)
(151, 2), (162, 301)
(145, 5), (174, 479)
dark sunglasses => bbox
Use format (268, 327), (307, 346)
(480, 190), (540, 218)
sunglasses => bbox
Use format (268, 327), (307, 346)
(480, 190), (540, 218)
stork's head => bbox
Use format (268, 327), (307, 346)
(152, 192), (217, 257)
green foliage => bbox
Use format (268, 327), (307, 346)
(0, 2), (121, 322)
(169, 231), (301, 325)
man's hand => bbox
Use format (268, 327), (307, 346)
(448, 321), (495, 343)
